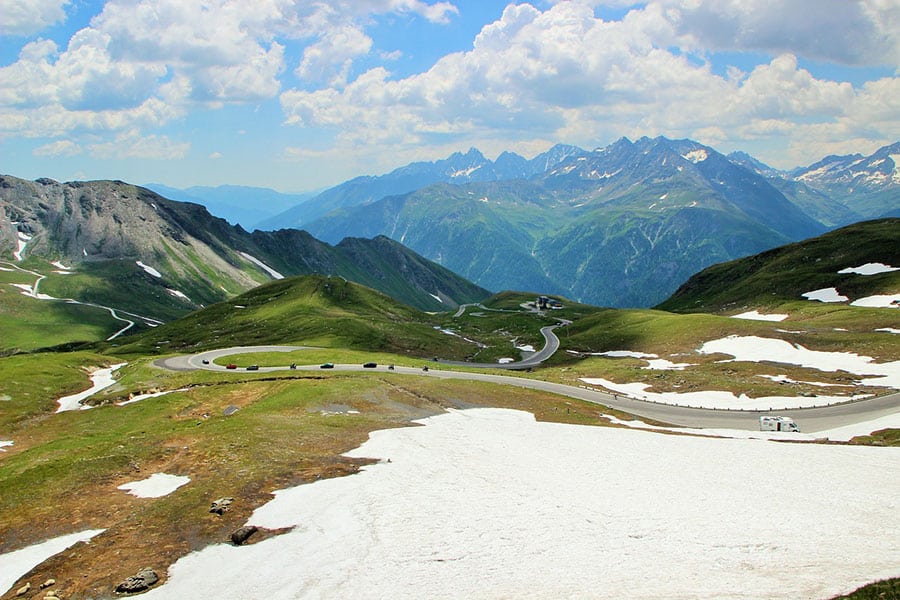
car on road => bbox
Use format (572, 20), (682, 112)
(320, 363), (334, 369)
(363, 362), (377, 368)
(226, 364), (237, 370)
(201, 359), (210, 365)
(246, 365), (259, 371)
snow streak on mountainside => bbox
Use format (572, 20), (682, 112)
(301, 136), (893, 307)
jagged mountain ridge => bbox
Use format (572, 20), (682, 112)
(255, 144), (586, 230)
(0, 175), (489, 318)
(305, 136), (836, 306)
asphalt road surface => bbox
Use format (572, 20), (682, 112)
(155, 345), (900, 434)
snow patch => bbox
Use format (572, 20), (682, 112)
(877, 328), (900, 334)
(118, 473), (190, 498)
(592, 350), (657, 359)
(579, 377), (866, 410)
(497, 358), (514, 364)
(13, 231), (31, 261)
(699, 335), (900, 388)
(0, 529), (106, 597)
(731, 310), (789, 322)
(0, 440), (12, 451)
(136, 408), (900, 600)
(659, 193), (668, 200)
(239, 252), (283, 279)
(682, 149), (708, 163)
(117, 388), (187, 406)
(136, 261), (162, 278)
(643, 358), (693, 371)
(56, 363), (126, 412)
(815, 414), (900, 441)
(891, 153), (900, 183)
(167, 288), (191, 302)
(428, 293), (443, 304)
(802, 287), (848, 303)
(51, 260), (71, 271)
(838, 262), (898, 275)
(515, 344), (536, 353)
(850, 294), (900, 308)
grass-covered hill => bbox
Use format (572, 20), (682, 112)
(108, 274), (486, 359)
(656, 218), (900, 314)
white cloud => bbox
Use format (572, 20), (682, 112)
(296, 25), (373, 86)
(660, 0), (900, 67)
(33, 139), (82, 156)
(279, 1), (900, 169)
(0, 0), (68, 36)
(87, 129), (190, 159)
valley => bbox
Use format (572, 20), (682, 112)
(0, 166), (898, 600)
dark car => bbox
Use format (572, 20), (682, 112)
(201, 359), (210, 365)
(320, 363), (334, 369)
(226, 364), (237, 370)
(363, 362), (377, 368)
(246, 365), (259, 371)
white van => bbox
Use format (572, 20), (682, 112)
(759, 416), (800, 432)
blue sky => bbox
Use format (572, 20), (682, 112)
(1, 0), (898, 192)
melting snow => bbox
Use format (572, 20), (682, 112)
(731, 310), (789, 322)
(239, 252), (284, 279)
(802, 287), (848, 303)
(428, 293), (443, 303)
(0, 440), (12, 451)
(56, 364), (126, 412)
(0, 529), (106, 597)
(659, 193), (668, 200)
(117, 473), (190, 498)
(13, 232), (31, 261)
(117, 388), (187, 406)
(682, 149), (708, 163)
(137, 408), (899, 600)
(850, 294), (900, 308)
(877, 328), (900, 334)
(579, 377), (866, 410)
(515, 344), (536, 353)
(892, 153), (900, 183)
(136, 261), (162, 278)
(838, 262), (899, 275)
(699, 335), (900, 388)
(497, 358), (514, 364)
(580, 350), (694, 370)
(167, 288), (191, 301)
(51, 260), (71, 271)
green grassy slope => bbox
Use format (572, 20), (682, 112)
(657, 218), (900, 313)
(108, 274), (484, 358)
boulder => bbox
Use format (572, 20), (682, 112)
(209, 497), (234, 515)
(114, 567), (158, 594)
(41, 579), (56, 589)
(15, 582), (30, 596)
(230, 525), (258, 546)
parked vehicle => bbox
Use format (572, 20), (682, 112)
(246, 365), (259, 371)
(320, 363), (334, 369)
(226, 364), (237, 370)
(201, 359), (210, 365)
(759, 416), (800, 432)
(363, 362), (377, 368)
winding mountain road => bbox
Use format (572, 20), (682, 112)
(156, 344), (900, 434)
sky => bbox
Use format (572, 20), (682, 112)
(1, 0), (898, 193)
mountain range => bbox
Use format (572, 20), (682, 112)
(0, 175), (487, 327)
(284, 136), (899, 307)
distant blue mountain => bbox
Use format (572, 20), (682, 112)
(144, 183), (317, 230)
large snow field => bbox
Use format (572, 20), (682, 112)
(141, 408), (899, 600)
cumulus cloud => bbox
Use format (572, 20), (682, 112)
(0, 0), (68, 36)
(661, 0), (900, 68)
(33, 139), (82, 157)
(279, 1), (900, 168)
(0, 0), (458, 139)
(87, 129), (190, 159)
